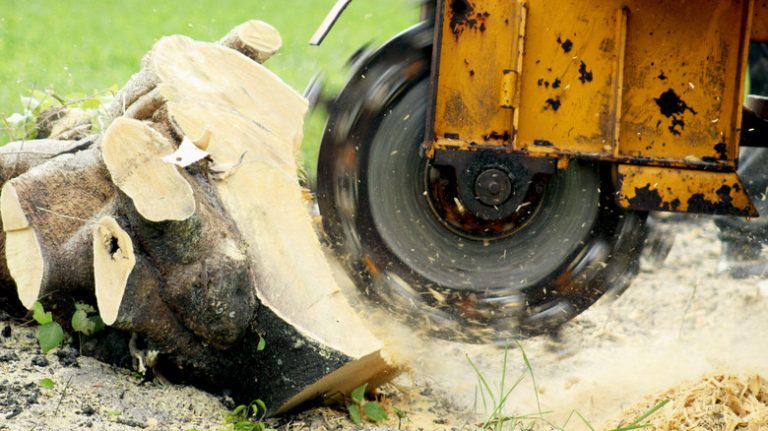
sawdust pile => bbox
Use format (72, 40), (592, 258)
(608, 374), (768, 431)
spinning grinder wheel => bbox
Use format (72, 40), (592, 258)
(317, 23), (647, 342)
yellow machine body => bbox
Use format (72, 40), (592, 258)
(429, 0), (768, 216)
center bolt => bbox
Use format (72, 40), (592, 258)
(474, 168), (513, 206)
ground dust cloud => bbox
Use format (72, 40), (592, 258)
(335, 220), (768, 429)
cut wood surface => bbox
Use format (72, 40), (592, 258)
(218, 20), (282, 63)
(107, 20), (282, 121)
(0, 21), (397, 415)
(102, 117), (195, 222)
(93, 216), (136, 326)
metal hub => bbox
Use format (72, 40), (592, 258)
(474, 168), (512, 206)
(431, 150), (556, 226)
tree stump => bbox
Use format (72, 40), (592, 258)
(0, 20), (398, 414)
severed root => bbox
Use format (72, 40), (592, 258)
(92, 216), (135, 326)
(36, 107), (93, 140)
(123, 89), (165, 121)
(106, 68), (158, 121)
(218, 20), (282, 63)
(0, 137), (98, 315)
(99, 116), (254, 344)
(0, 136), (96, 182)
(1, 146), (114, 310)
(102, 117), (195, 222)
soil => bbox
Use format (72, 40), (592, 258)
(0, 323), (223, 431)
(2, 216), (768, 431)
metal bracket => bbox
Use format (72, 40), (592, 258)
(309, 0), (353, 46)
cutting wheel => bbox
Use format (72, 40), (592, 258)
(317, 23), (647, 342)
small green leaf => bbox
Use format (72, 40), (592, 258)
(220, 412), (235, 424)
(78, 99), (101, 110)
(363, 401), (388, 422)
(347, 403), (363, 426)
(257, 336), (266, 352)
(32, 301), (52, 325)
(71, 309), (96, 335)
(255, 399), (266, 411)
(90, 315), (106, 333)
(71, 303), (105, 337)
(74, 303), (95, 313)
(252, 399), (267, 417)
(351, 384), (367, 403)
(232, 404), (247, 418)
(37, 322), (64, 353)
(393, 406), (406, 418)
(39, 378), (55, 389)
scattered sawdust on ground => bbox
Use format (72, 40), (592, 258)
(608, 374), (768, 431)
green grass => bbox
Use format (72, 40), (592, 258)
(0, 0), (419, 176)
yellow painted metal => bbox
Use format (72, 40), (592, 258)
(617, 165), (757, 216)
(500, 70), (517, 109)
(429, 0), (759, 215)
(516, 2), (630, 157)
(431, 0), (525, 150)
(434, 0), (752, 168)
(431, 0), (752, 170)
(753, 0), (768, 41)
(614, 1), (750, 167)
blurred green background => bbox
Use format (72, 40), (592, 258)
(0, 0), (419, 179)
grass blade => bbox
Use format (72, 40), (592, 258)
(467, 354), (497, 408)
(609, 425), (653, 431)
(486, 373), (526, 426)
(630, 399), (669, 425)
(499, 344), (508, 405)
(574, 410), (597, 431)
(607, 399), (669, 431)
(516, 341), (543, 420)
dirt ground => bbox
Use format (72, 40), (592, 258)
(2, 216), (768, 431)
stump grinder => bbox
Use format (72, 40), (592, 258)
(312, 0), (768, 342)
